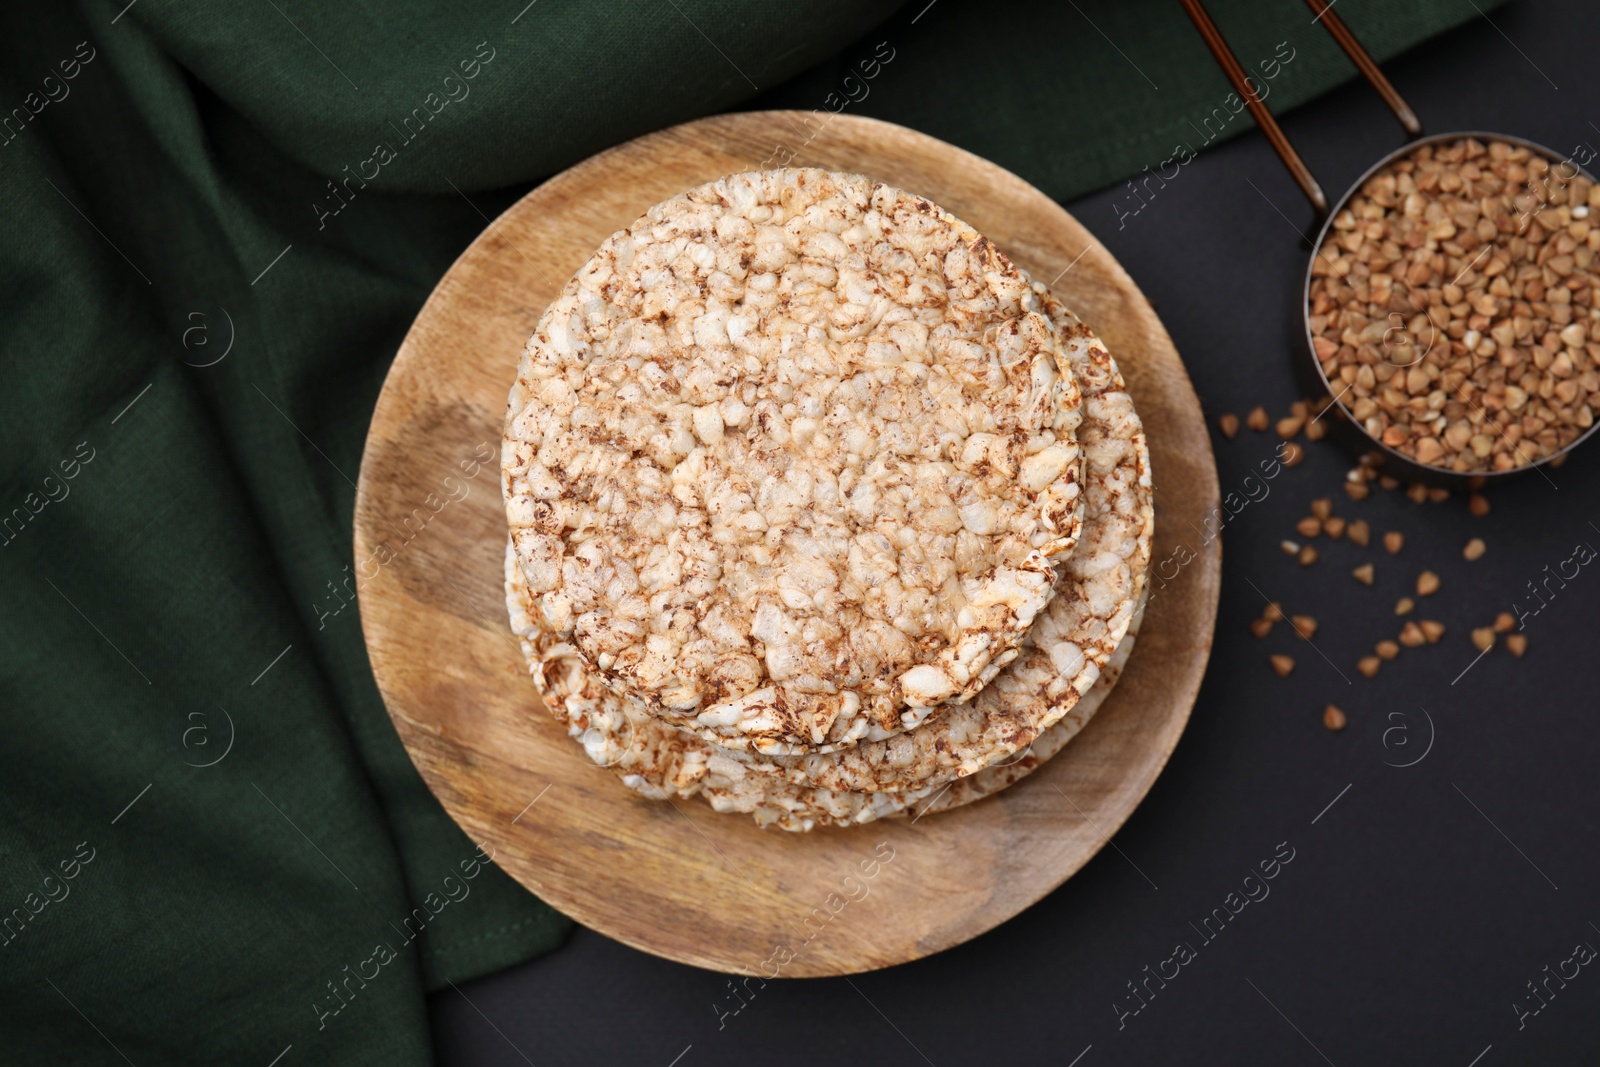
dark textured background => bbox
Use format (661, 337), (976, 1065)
(433, 2), (1600, 1064)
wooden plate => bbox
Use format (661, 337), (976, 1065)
(354, 112), (1220, 977)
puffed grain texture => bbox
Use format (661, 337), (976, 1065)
(504, 169), (1085, 753)
(901, 592), (1144, 819)
(502, 285), (1152, 829)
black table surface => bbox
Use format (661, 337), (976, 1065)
(433, 3), (1600, 1064)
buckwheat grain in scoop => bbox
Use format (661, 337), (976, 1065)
(1308, 137), (1600, 472)
(504, 170), (1086, 754)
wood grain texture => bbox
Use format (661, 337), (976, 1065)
(354, 112), (1220, 977)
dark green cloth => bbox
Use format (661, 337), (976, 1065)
(0, 0), (1492, 1062)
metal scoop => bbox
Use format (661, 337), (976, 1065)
(1180, 0), (1599, 482)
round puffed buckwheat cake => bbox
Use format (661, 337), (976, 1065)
(504, 286), (1153, 830)
(504, 169), (1086, 754)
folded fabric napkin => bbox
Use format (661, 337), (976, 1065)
(0, 0), (1492, 1062)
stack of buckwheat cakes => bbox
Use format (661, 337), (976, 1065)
(503, 169), (1153, 831)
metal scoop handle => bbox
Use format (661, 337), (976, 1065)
(1178, 0), (1423, 218)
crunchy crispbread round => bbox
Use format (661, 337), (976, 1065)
(504, 285), (1152, 830)
(503, 169), (1085, 755)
